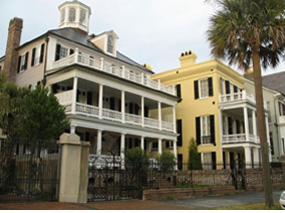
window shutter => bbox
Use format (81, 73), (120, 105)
(118, 100), (122, 112)
(194, 80), (199, 99)
(87, 92), (92, 105)
(236, 120), (241, 134)
(70, 49), (74, 55)
(176, 84), (181, 98)
(177, 120), (182, 146)
(135, 104), (139, 115)
(225, 80), (230, 94)
(52, 84), (58, 93)
(24, 52), (29, 70)
(208, 77), (213, 96)
(228, 117), (233, 134)
(17, 56), (22, 73)
(210, 115), (215, 145)
(55, 44), (61, 61)
(196, 117), (201, 145)
(40, 44), (45, 63)
(110, 97), (115, 110)
(144, 106), (149, 117)
(129, 103), (134, 114)
(234, 85), (238, 93)
(211, 152), (217, 170)
(31, 48), (36, 66)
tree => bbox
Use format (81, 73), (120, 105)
(188, 138), (202, 170)
(207, 0), (285, 207)
(19, 85), (69, 157)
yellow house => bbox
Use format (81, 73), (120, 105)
(152, 50), (268, 170)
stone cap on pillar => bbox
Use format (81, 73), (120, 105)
(58, 133), (90, 147)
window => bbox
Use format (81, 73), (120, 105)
(279, 102), (285, 116)
(152, 142), (158, 149)
(107, 36), (113, 54)
(31, 44), (45, 66)
(196, 115), (215, 145)
(166, 141), (173, 148)
(17, 52), (29, 73)
(194, 77), (213, 99)
(60, 9), (66, 24)
(80, 9), (86, 24)
(69, 8), (76, 22)
(55, 44), (72, 61)
(203, 152), (216, 170)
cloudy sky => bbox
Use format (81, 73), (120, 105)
(0, 0), (284, 75)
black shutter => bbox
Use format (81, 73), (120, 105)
(177, 120), (182, 146)
(194, 80), (199, 99)
(17, 56), (22, 73)
(40, 43), (45, 63)
(31, 48), (36, 66)
(52, 84), (58, 93)
(110, 97), (115, 110)
(69, 49), (74, 55)
(236, 120), (241, 134)
(196, 117), (201, 145)
(210, 115), (215, 145)
(228, 117), (233, 134)
(55, 44), (61, 61)
(129, 103), (134, 114)
(144, 107), (149, 117)
(24, 52), (29, 70)
(208, 77), (213, 97)
(178, 154), (183, 170)
(225, 80), (230, 94)
(87, 92), (92, 105)
(212, 152), (217, 170)
(118, 100), (122, 112)
(234, 85), (238, 93)
(176, 84), (181, 98)
(135, 104), (139, 115)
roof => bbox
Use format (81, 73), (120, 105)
(49, 28), (153, 73)
(262, 71), (285, 95)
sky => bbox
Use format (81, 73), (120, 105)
(0, 0), (284, 76)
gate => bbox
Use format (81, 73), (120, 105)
(0, 138), (60, 202)
(88, 157), (144, 202)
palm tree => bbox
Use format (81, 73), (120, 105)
(207, 0), (285, 207)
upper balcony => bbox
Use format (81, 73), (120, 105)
(49, 49), (175, 96)
(222, 134), (260, 145)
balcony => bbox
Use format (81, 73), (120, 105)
(49, 49), (175, 96)
(222, 134), (259, 144)
(279, 115), (285, 124)
(55, 91), (175, 133)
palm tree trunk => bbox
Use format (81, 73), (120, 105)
(252, 46), (274, 207)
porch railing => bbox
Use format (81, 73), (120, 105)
(222, 133), (259, 144)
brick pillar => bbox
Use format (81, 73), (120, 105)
(4, 17), (23, 82)
(58, 133), (90, 203)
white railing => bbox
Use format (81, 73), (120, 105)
(76, 103), (99, 117)
(102, 108), (122, 122)
(144, 117), (160, 130)
(55, 90), (73, 105)
(63, 103), (72, 113)
(89, 154), (121, 167)
(222, 133), (259, 144)
(279, 115), (285, 124)
(162, 121), (174, 132)
(49, 49), (174, 95)
(125, 113), (142, 126)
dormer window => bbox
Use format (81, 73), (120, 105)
(69, 8), (76, 22)
(80, 9), (86, 24)
(107, 36), (114, 54)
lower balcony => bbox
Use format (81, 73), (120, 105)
(222, 134), (259, 144)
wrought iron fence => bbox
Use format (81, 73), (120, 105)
(0, 138), (60, 202)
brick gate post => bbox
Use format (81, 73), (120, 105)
(58, 133), (90, 203)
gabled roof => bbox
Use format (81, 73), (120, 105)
(262, 71), (285, 96)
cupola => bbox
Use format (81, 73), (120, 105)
(58, 0), (92, 34)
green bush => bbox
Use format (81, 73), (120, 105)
(188, 138), (202, 170)
(157, 151), (176, 172)
(125, 147), (149, 173)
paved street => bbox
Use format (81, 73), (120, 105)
(0, 190), (283, 210)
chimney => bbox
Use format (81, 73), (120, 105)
(244, 66), (254, 81)
(4, 17), (23, 82)
(179, 50), (197, 68)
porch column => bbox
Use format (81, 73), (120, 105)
(244, 146), (252, 168)
(252, 110), (257, 141)
(243, 107), (249, 141)
(96, 130), (102, 156)
(120, 133), (126, 169)
(72, 77), (78, 114)
(141, 136), (145, 150)
(265, 115), (272, 162)
(98, 84), (103, 119)
(173, 140), (178, 170)
(121, 91), (125, 123)
(172, 106), (176, 133)
(141, 96), (145, 127)
(158, 102), (162, 130)
(253, 148), (260, 168)
(158, 138), (162, 155)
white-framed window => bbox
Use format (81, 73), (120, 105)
(201, 115), (211, 144)
(107, 35), (113, 54)
(60, 46), (68, 59)
(69, 8), (76, 22)
(165, 141), (173, 148)
(17, 52), (29, 73)
(60, 9), (66, 24)
(199, 78), (209, 98)
(194, 77), (213, 99)
(55, 44), (73, 61)
(80, 9), (86, 24)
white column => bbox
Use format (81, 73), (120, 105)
(121, 91), (125, 123)
(244, 146), (252, 168)
(158, 138), (162, 155)
(70, 125), (76, 134)
(253, 148), (260, 168)
(72, 77), (78, 114)
(265, 115), (272, 162)
(158, 102), (162, 130)
(172, 106), (176, 133)
(98, 84), (103, 119)
(141, 97), (145, 127)
(96, 130), (102, 156)
(173, 140), (178, 170)
(121, 133), (126, 169)
(121, 66), (125, 78)
(141, 136), (145, 150)
(158, 79), (161, 90)
(243, 107), (249, 141)
(252, 110), (257, 141)
(74, 48), (79, 63)
(100, 57), (104, 70)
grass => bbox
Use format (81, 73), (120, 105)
(212, 202), (282, 210)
